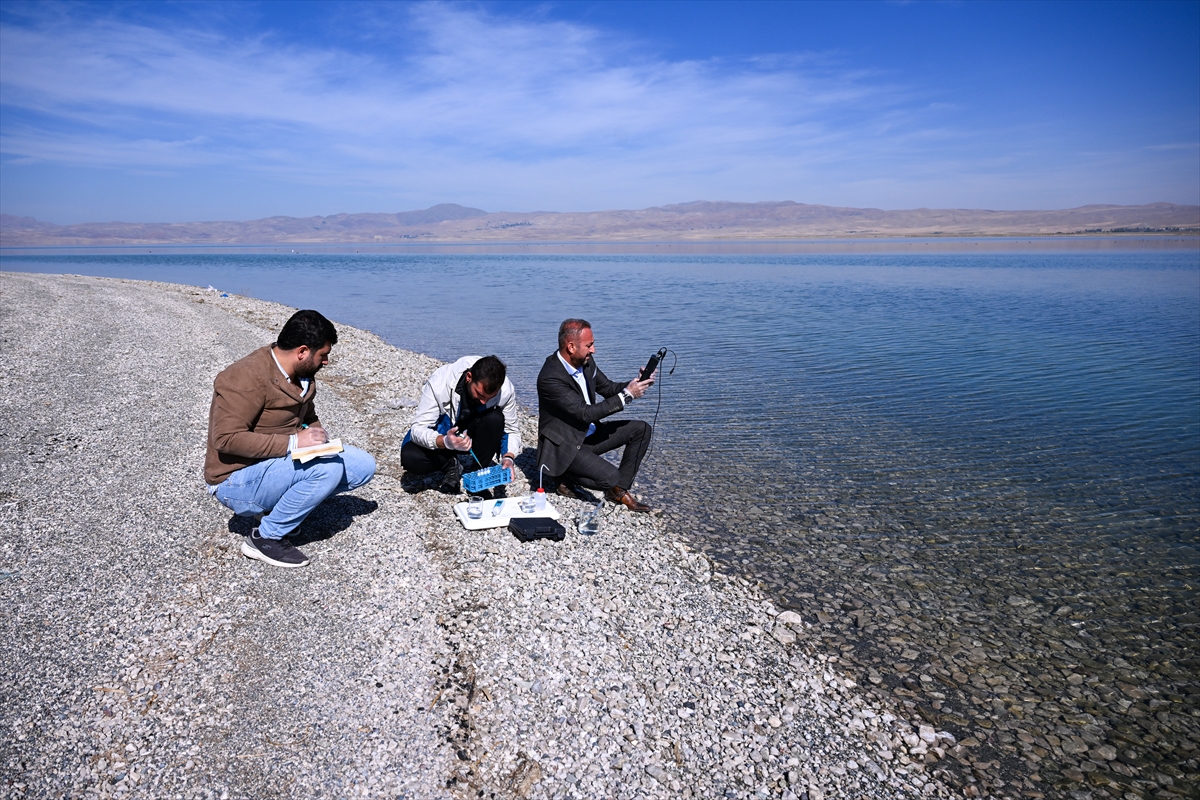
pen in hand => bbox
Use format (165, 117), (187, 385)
(298, 423), (328, 446)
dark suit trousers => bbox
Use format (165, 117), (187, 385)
(401, 406), (506, 475)
(561, 419), (652, 492)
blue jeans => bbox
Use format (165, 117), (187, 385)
(213, 445), (376, 540)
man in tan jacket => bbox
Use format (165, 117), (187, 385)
(205, 310), (375, 568)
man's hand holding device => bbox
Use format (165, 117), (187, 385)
(623, 347), (665, 400)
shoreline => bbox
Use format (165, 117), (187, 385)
(0, 272), (961, 799)
(2, 234), (1198, 258)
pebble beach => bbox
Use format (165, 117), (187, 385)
(0, 272), (976, 799)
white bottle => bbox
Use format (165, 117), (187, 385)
(535, 487), (547, 511)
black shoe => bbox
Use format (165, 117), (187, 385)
(241, 528), (310, 568)
(439, 458), (463, 494)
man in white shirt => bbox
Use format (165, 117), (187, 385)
(402, 355), (521, 495)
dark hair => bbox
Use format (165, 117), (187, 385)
(467, 355), (507, 393)
(557, 318), (591, 351)
(277, 310), (338, 351)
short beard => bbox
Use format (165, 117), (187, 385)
(294, 356), (323, 379)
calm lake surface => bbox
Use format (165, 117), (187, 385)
(5, 246), (1199, 793)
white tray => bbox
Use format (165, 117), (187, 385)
(453, 497), (561, 530)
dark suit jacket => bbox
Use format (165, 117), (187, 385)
(536, 352), (630, 477)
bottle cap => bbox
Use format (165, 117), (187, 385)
(536, 487), (545, 493)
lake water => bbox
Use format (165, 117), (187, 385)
(4, 245), (1198, 795)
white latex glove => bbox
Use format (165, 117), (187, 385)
(443, 427), (472, 452)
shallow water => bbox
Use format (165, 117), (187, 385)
(5, 248), (1199, 795)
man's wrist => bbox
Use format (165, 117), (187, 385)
(620, 388), (634, 404)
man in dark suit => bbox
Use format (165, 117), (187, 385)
(536, 318), (656, 512)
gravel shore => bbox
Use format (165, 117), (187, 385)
(1, 272), (958, 799)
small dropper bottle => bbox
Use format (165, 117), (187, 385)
(536, 464), (549, 511)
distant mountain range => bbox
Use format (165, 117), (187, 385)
(2, 201), (1197, 246)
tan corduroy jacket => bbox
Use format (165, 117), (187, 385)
(204, 345), (320, 485)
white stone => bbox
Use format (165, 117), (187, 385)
(776, 611), (805, 626)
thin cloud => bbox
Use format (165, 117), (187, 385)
(1, 1), (1193, 218)
(0, 4), (933, 190)
(1146, 142), (1199, 152)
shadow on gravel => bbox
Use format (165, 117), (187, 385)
(227, 515), (258, 537)
(399, 473), (441, 494)
(292, 495), (379, 545)
(224, 495), (379, 545)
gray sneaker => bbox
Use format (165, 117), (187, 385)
(241, 528), (310, 568)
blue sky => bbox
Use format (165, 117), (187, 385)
(1, 0), (1197, 224)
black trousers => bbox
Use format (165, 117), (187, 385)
(400, 406), (506, 475)
(560, 419), (652, 492)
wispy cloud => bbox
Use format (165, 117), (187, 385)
(1, 1), (1194, 220)
(0, 3), (949, 210)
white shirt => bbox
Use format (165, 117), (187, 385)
(557, 352), (628, 439)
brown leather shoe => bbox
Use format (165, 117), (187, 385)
(556, 482), (580, 500)
(605, 486), (651, 513)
